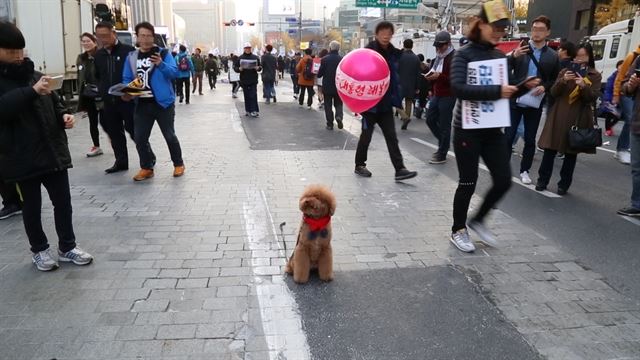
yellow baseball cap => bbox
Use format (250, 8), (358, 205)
(481, 0), (511, 28)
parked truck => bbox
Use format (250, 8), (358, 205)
(0, 0), (94, 98)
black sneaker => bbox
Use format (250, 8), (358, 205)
(326, 125), (334, 130)
(273, 96), (277, 103)
(557, 188), (568, 196)
(401, 118), (411, 130)
(354, 166), (372, 177)
(429, 153), (447, 164)
(395, 168), (417, 181)
(0, 204), (22, 220)
(336, 118), (344, 129)
(534, 181), (547, 192)
(617, 206), (640, 217)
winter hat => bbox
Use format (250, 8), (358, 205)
(0, 21), (26, 49)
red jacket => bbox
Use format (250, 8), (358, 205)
(432, 51), (454, 97)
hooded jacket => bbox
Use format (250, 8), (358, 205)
(0, 61), (72, 182)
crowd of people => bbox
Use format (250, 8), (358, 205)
(0, 0), (638, 272)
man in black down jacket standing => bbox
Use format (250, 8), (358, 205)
(95, 21), (153, 174)
(317, 41), (343, 130)
(354, 21), (417, 181)
(0, 22), (93, 271)
(234, 43), (262, 117)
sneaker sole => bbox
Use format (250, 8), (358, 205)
(0, 210), (22, 220)
(395, 173), (417, 181)
(449, 237), (475, 253)
(32, 259), (59, 271)
(86, 152), (103, 157)
(618, 211), (640, 217)
(58, 257), (93, 266)
(429, 160), (446, 164)
(354, 171), (372, 178)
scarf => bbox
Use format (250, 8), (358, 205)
(568, 76), (592, 105)
(0, 58), (35, 82)
(431, 46), (454, 73)
(303, 215), (331, 232)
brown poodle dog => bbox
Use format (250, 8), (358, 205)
(285, 185), (336, 284)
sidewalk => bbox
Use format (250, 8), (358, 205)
(0, 82), (639, 360)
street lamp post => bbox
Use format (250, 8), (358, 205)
(299, 0), (302, 48)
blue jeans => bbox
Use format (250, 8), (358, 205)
(242, 83), (259, 113)
(425, 96), (455, 155)
(618, 96), (633, 151)
(631, 133), (640, 209)
(507, 105), (543, 173)
(134, 101), (183, 170)
(263, 80), (276, 100)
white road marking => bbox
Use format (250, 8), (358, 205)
(410, 137), (562, 198)
(620, 215), (640, 226)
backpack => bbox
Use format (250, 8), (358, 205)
(178, 55), (190, 71)
(303, 58), (314, 80)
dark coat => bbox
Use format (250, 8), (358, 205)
(76, 51), (98, 111)
(260, 53), (277, 83)
(398, 49), (420, 100)
(94, 41), (135, 103)
(205, 58), (219, 77)
(508, 44), (560, 107)
(364, 40), (403, 114)
(0, 63), (72, 182)
(538, 68), (602, 154)
(233, 53), (261, 86)
(317, 50), (342, 96)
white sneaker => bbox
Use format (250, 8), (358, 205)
(86, 146), (103, 157)
(616, 151), (631, 165)
(520, 171), (532, 185)
(32, 249), (59, 271)
(58, 247), (93, 266)
(468, 220), (498, 247)
(450, 229), (475, 253)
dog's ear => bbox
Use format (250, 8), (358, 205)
(327, 192), (336, 216)
(299, 197), (308, 211)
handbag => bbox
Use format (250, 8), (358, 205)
(568, 103), (602, 150)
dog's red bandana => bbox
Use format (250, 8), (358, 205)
(303, 215), (331, 231)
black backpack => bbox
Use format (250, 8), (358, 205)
(303, 58), (314, 80)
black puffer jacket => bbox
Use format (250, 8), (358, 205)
(451, 41), (521, 128)
(0, 61), (72, 182)
(233, 53), (261, 86)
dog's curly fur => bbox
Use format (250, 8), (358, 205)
(285, 185), (336, 284)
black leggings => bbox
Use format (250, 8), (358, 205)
(85, 99), (100, 147)
(17, 170), (76, 253)
(452, 127), (512, 232)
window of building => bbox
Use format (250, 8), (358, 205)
(575, 9), (590, 30)
(610, 36), (620, 59)
(591, 39), (606, 61)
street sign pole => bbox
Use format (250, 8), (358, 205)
(299, 0), (302, 49)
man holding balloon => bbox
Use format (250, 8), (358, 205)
(339, 21), (417, 181)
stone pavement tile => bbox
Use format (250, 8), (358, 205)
(156, 324), (197, 340)
(78, 341), (124, 358)
(161, 339), (205, 355)
(118, 339), (165, 357)
(96, 312), (138, 326)
(115, 325), (159, 340)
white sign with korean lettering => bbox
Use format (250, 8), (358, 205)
(462, 58), (511, 129)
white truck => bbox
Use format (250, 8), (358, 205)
(589, 10), (640, 85)
(0, 0), (94, 98)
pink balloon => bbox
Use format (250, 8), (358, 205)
(336, 48), (390, 114)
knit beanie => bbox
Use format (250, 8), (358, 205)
(0, 21), (26, 49)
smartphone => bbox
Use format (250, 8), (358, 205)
(519, 37), (530, 47)
(424, 69), (435, 77)
(635, 68), (640, 78)
(151, 46), (160, 56)
(570, 63), (587, 77)
(47, 75), (64, 90)
(516, 76), (536, 89)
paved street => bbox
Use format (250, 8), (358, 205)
(1, 79), (639, 360)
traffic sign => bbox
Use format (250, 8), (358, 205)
(285, 17), (299, 23)
(230, 19), (237, 26)
(237, 19), (244, 26)
(288, 29), (298, 34)
(355, 0), (419, 9)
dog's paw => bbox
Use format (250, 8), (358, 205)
(293, 274), (310, 284)
(284, 265), (292, 275)
(319, 272), (334, 282)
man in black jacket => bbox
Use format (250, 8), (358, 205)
(0, 22), (93, 271)
(95, 21), (153, 174)
(506, 15), (559, 185)
(397, 39), (421, 130)
(354, 21), (417, 181)
(317, 41), (343, 130)
(234, 43), (262, 117)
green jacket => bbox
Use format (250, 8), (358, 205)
(192, 55), (205, 73)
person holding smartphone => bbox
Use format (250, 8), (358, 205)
(506, 15), (559, 186)
(535, 43), (601, 195)
(0, 21), (93, 271)
(122, 22), (184, 182)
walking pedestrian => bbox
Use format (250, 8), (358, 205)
(229, 54), (240, 98)
(449, 0), (533, 252)
(414, 54), (431, 120)
(318, 41), (343, 130)
(397, 39), (421, 130)
(175, 45), (193, 104)
(617, 55), (640, 217)
(0, 21), (93, 271)
(611, 44), (640, 165)
(600, 60), (624, 137)
(277, 55), (285, 80)
(95, 21), (151, 174)
(315, 49), (328, 110)
(234, 42), (262, 117)
(535, 43), (601, 195)
(205, 53), (219, 90)
(425, 31), (456, 164)
(122, 22), (184, 182)
(353, 21), (418, 182)
(191, 48), (205, 95)
(296, 48), (315, 109)
(261, 44), (277, 104)
(506, 15), (560, 186)
(77, 32), (103, 158)
(290, 52), (301, 99)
